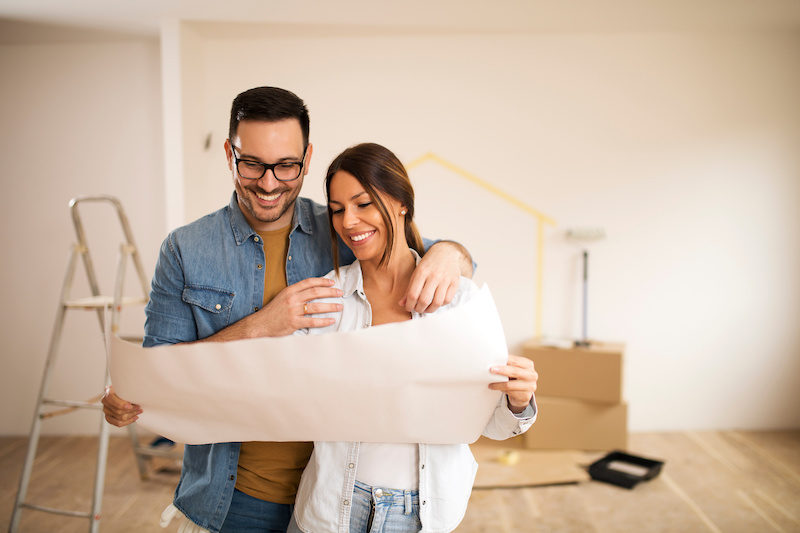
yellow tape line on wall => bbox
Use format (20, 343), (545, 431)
(405, 152), (556, 337)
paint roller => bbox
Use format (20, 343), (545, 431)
(566, 227), (606, 347)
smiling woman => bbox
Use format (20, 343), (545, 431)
(288, 142), (538, 533)
(325, 143), (424, 277)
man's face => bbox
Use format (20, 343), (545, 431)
(226, 119), (312, 232)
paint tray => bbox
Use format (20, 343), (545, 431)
(588, 450), (664, 489)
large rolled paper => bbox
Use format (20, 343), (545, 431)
(110, 284), (508, 445)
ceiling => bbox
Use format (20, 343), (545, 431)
(2, 0), (800, 43)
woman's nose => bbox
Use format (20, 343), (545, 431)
(342, 209), (358, 228)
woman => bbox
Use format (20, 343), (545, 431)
(289, 143), (538, 533)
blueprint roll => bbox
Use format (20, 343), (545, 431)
(110, 284), (508, 445)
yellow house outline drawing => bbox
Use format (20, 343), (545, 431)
(405, 152), (556, 337)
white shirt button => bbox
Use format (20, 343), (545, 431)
(254, 236), (260, 242)
(215, 304), (221, 310)
(348, 463), (355, 469)
(374, 489), (384, 498)
(343, 500), (349, 506)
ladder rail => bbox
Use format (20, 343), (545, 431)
(91, 381), (112, 530)
(68, 196), (151, 332)
(70, 195), (151, 304)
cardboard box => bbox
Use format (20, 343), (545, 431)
(522, 339), (624, 404)
(523, 396), (628, 451)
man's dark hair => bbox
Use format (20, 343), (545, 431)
(228, 87), (310, 148)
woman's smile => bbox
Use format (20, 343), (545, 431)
(348, 230), (375, 243)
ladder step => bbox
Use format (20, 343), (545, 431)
(21, 502), (92, 519)
(64, 296), (147, 309)
(42, 399), (103, 410)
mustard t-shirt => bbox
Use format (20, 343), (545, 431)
(235, 225), (314, 504)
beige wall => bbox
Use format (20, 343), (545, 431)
(2, 21), (798, 435)
(0, 35), (164, 435)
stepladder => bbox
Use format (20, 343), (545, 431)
(8, 195), (176, 532)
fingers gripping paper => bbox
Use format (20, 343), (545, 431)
(110, 284), (507, 445)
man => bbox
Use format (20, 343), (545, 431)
(102, 87), (473, 532)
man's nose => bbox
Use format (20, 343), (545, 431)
(256, 169), (281, 190)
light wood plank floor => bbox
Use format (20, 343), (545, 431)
(2, 430), (798, 532)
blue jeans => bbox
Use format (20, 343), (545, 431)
(348, 480), (421, 533)
(287, 481), (420, 533)
(219, 489), (293, 533)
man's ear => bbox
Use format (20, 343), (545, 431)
(224, 138), (234, 171)
(303, 143), (314, 176)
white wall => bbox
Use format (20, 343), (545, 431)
(0, 34), (164, 435)
(2, 22), (798, 435)
(181, 27), (800, 432)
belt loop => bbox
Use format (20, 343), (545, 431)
(404, 490), (411, 515)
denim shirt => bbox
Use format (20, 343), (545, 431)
(143, 193), (355, 533)
(293, 254), (537, 533)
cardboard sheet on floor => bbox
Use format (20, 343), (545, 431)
(109, 285), (510, 445)
(470, 436), (592, 488)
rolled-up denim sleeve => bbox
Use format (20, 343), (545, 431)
(421, 237), (478, 274)
(143, 234), (197, 347)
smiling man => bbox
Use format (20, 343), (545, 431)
(102, 87), (473, 533)
(228, 119), (309, 231)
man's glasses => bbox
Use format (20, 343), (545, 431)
(231, 144), (307, 182)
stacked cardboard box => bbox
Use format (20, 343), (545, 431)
(520, 340), (627, 451)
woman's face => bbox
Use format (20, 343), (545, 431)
(328, 170), (405, 265)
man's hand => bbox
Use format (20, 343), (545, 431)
(206, 277), (343, 341)
(256, 277), (344, 335)
(489, 354), (538, 414)
(401, 241), (472, 313)
(101, 385), (142, 427)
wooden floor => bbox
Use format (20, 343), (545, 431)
(2, 430), (799, 532)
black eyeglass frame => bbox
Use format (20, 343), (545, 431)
(230, 143), (308, 182)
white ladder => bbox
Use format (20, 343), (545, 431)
(9, 195), (157, 532)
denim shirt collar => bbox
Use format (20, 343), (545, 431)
(227, 192), (317, 244)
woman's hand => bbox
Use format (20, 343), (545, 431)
(489, 354), (538, 414)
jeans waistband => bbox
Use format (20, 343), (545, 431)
(354, 480), (419, 515)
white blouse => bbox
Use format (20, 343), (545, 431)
(293, 250), (536, 533)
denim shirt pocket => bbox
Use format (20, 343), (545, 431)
(182, 285), (235, 335)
